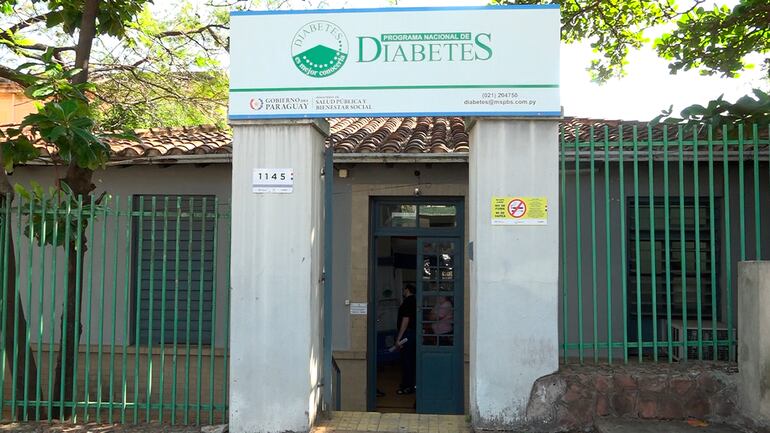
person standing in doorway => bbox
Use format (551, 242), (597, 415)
(431, 295), (454, 345)
(396, 283), (416, 395)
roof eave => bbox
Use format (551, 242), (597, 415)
(21, 154), (234, 167)
(332, 153), (469, 164)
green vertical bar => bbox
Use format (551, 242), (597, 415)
(35, 194), (47, 420)
(108, 196), (122, 423)
(722, 126), (734, 361)
(560, 127), (568, 362)
(693, 127), (703, 360)
(133, 196), (145, 423)
(196, 197), (209, 424)
(208, 198), (219, 423)
(159, 197), (170, 423)
(96, 196), (109, 422)
(120, 197), (133, 423)
(184, 197), (194, 424)
(603, 127), (613, 363)
(0, 197), (9, 418)
(663, 127), (673, 362)
(145, 197), (157, 422)
(619, 126), (628, 363)
(11, 193), (23, 420)
(647, 127), (658, 362)
(738, 124), (746, 260)
(752, 124), (761, 259)
(222, 207), (231, 420)
(589, 126), (599, 362)
(71, 196), (84, 422)
(707, 127), (719, 358)
(574, 127), (584, 363)
(46, 197), (60, 420)
(677, 126), (688, 362)
(632, 126), (642, 362)
(0, 197), (10, 419)
(83, 195), (96, 421)
(171, 197), (182, 425)
(59, 199), (72, 419)
(23, 196), (35, 419)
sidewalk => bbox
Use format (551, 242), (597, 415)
(313, 412), (469, 433)
(595, 418), (756, 433)
(0, 422), (227, 433)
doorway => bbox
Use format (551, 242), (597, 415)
(368, 198), (464, 415)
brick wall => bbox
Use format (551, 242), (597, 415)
(525, 363), (742, 432)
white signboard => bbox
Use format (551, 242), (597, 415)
(252, 168), (294, 193)
(350, 302), (368, 315)
(229, 6), (560, 119)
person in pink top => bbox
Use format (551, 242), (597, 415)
(431, 296), (453, 339)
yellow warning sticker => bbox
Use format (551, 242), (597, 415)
(491, 196), (548, 225)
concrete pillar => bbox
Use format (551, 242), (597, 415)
(229, 119), (327, 433)
(737, 261), (770, 422)
(468, 118), (560, 429)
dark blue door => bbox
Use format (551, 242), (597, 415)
(416, 238), (463, 414)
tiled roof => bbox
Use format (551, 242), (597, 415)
(6, 117), (767, 165)
(327, 117), (469, 153)
(13, 125), (232, 163)
(15, 117), (472, 163)
(561, 117), (770, 142)
(106, 125), (232, 159)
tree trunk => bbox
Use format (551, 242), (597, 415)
(0, 149), (40, 421)
(50, 239), (85, 420)
(49, 0), (100, 419)
(49, 165), (97, 421)
(72, 0), (100, 86)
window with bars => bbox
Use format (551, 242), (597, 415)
(131, 195), (217, 345)
(627, 197), (721, 322)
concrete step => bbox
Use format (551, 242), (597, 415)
(595, 418), (749, 433)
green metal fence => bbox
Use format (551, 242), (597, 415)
(559, 123), (769, 364)
(0, 193), (231, 424)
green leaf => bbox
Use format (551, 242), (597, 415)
(14, 184), (31, 200)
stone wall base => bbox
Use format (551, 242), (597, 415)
(520, 363), (741, 432)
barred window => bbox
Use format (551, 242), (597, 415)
(627, 197), (721, 321)
(132, 195), (216, 345)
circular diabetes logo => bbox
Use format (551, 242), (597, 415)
(291, 21), (348, 78)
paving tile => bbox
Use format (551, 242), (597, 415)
(312, 412), (469, 433)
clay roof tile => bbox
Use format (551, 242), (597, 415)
(12, 116), (747, 164)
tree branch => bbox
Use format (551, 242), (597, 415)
(1, 12), (54, 35)
(154, 23), (228, 39)
(0, 65), (35, 87)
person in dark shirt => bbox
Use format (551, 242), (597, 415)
(395, 283), (417, 395)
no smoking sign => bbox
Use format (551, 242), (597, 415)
(491, 196), (548, 225)
(507, 199), (527, 218)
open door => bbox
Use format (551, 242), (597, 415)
(416, 238), (463, 414)
(369, 198), (464, 414)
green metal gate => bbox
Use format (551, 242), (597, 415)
(2, 121), (767, 425)
(0, 194), (231, 424)
(559, 122), (769, 364)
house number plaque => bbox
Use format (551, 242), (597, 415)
(252, 168), (294, 193)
